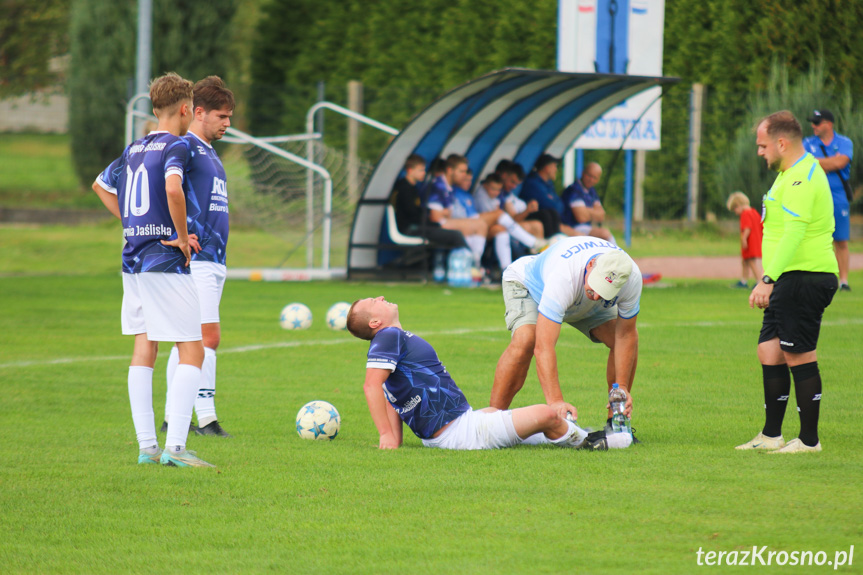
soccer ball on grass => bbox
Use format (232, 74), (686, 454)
(295, 400), (341, 440)
(280, 303), (312, 330)
(326, 301), (351, 330)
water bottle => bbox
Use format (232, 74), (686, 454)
(447, 248), (472, 287)
(432, 251), (446, 283)
(609, 383), (630, 434)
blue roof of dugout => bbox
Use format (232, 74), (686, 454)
(347, 67), (679, 273)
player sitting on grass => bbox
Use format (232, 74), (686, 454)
(346, 296), (591, 450)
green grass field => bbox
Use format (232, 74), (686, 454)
(1, 234), (862, 573)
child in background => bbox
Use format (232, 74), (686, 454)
(727, 191), (763, 288)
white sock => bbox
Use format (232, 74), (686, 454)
(498, 212), (536, 247)
(195, 347), (218, 427)
(606, 431), (633, 449)
(465, 234), (486, 267)
(520, 432), (550, 445)
(165, 364), (202, 451)
(608, 231), (618, 246)
(550, 419), (588, 447)
(164, 346), (179, 423)
(128, 366), (157, 450)
(494, 232), (513, 269)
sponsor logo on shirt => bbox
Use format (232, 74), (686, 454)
(123, 224), (173, 238)
(395, 395), (421, 414)
(128, 142), (167, 154)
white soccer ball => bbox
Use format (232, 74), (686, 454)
(280, 303), (312, 330)
(295, 400), (341, 440)
(326, 301), (351, 330)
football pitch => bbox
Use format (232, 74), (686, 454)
(1, 267), (861, 574)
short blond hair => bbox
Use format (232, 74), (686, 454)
(149, 72), (194, 116)
(726, 191), (750, 211)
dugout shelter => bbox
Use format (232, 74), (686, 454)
(346, 67), (678, 279)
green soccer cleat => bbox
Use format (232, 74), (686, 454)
(735, 432), (785, 451)
(159, 449), (215, 468)
(769, 438), (822, 454)
(137, 448), (163, 465)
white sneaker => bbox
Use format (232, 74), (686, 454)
(735, 432), (785, 451)
(769, 438), (821, 454)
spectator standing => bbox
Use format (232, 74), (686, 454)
(802, 109), (853, 291)
(726, 191), (763, 288)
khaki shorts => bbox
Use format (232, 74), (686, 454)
(502, 280), (617, 343)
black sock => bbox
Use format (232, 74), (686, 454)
(761, 364), (791, 438)
(791, 362), (821, 447)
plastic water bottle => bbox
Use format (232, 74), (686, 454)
(609, 383), (630, 433)
(447, 248), (472, 287)
(432, 251), (446, 283)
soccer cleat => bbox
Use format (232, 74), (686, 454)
(840, 283), (851, 292)
(642, 273), (663, 284)
(732, 280), (749, 289)
(769, 438), (821, 454)
(195, 420), (233, 438)
(159, 449), (215, 468)
(735, 432), (785, 451)
(160, 420), (198, 434)
(137, 448), (163, 465)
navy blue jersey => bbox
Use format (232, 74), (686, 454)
(97, 132), (192, 274)
(366, 327), (470, 440)
(560, 180), (601, 227)
(184, 132), (229, 265)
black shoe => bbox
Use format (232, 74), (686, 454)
(160, 420), (198, 433)
(195, 420), (232, 437)
(840, 283), (851, 292)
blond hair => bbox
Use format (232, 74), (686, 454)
(149, 72), (194, 116)
(726, 191), (750, 211)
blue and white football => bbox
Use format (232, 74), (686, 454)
(280, 303), (312, 330)
(326, 301), (351, 330)
(296, 400), (341, 440)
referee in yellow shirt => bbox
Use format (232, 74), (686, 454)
(737, 110), (839, 454)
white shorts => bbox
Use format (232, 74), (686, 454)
(190, 260), (227, 324)
(421, 408), (520, 450)
(121, 273), (202, 342)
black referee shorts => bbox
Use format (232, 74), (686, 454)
(759, 271), (838, 353)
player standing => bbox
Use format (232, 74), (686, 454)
(162, 76), (235, 437)
(91, 73), (214, 467)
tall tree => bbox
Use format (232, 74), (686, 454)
(0, 0), (70, 98)
(68, 0), (237, 186)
